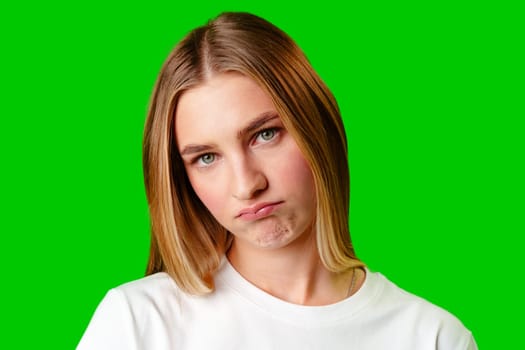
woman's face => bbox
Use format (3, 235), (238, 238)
(175, 72), (316, 251)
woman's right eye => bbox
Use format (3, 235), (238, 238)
(197, 153), (215, 166)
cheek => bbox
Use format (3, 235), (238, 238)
(188, 175), (227, 219)
(278, 148), (316, 200)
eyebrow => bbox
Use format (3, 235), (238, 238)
(179, 112), (279, 157)
(179, 144), (214, 157)
(237, 111), (279, 140)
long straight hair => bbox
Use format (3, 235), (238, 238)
(143, 12), (363, 295)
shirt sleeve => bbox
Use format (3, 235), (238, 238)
(439, 327), (478, 350)
(77, 289), (138, 350)
(464, 334), (478, 350)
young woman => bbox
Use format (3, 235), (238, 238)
(78, 12), (477, 349)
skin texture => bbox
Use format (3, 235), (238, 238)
(175, 72), (363, 305)
(176, 72), (316, 251)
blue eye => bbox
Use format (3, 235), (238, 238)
(199, 153), (215, 165)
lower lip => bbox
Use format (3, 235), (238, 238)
(238, 202), (283, 221)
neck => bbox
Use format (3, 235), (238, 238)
(226, 230), (352, 306)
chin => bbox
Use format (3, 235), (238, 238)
(251, 227), (300, 250)
(233, 219), (313, 251)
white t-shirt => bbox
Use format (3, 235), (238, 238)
(77, 259), (477, 349)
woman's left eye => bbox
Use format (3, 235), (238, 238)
(256, 128), (277, 142)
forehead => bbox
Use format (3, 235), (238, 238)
(175, 73), (277, 144)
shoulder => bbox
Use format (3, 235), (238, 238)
(107, 272), (183, 319)
(367, 271), (477, 349)
(113, 272), (178, 301)
(77, 273), (183, 350)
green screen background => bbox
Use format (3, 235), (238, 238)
(1, 0), (522, 348)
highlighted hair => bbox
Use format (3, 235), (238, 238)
(143, 12), (363, 295)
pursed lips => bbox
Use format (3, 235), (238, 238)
(236, 201), (284, 220)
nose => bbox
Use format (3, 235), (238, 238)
(231, 156), (268, 200)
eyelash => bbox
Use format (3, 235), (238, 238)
(252, 127), (280, 145)
(192, 127), (281, 167)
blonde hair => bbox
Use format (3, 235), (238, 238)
(143, 12), (363, 295)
